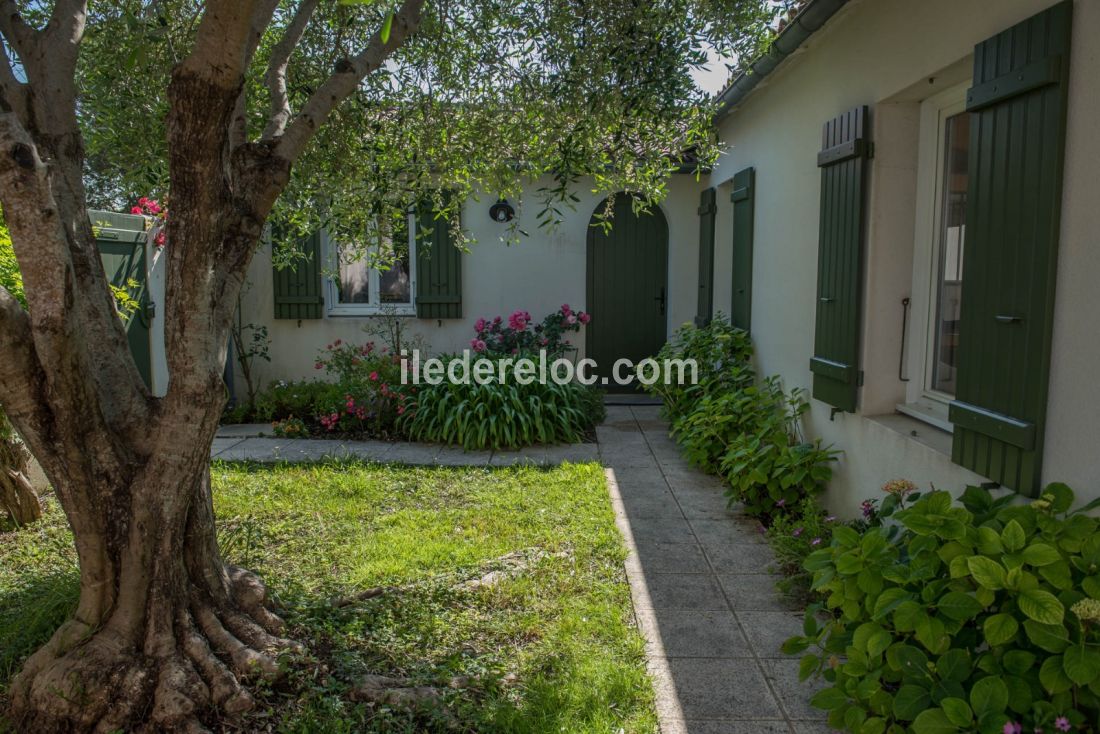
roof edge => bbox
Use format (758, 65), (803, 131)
(713, 0), (849, 122)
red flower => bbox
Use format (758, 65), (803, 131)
(130, 206), (143, 214)
(153, 231), (166, 247)
(369, 371), (379, 381)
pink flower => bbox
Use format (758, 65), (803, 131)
(561, 303), (571, 315)
(565, 313), (577, 325)
(1004, 723), (1023, 734)
(475, 318), (486, 332)
(369, 371), (379, 381)
(397, 405), (405, 415)
(145, 200), (162, 214)
(1055, 718), (1072, 732)
(471, 339), (487, 353)
(153, 231), (166, 247)
(314, 362), (323, 370)
(137, 197), (149, 207)
(792, 527), (803, 537)
(811, 537), (822, 546)
(130, 206), (143, 214)
(334, 339), (342, 346)
(507, 309), (528, 330)
(578, 311), (591, 324)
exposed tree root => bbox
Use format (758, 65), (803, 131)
(8, 570), (301, 733)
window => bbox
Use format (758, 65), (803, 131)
(325, 211), (417, 316)
(899, 82), (970, 429)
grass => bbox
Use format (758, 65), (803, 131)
(0, 461), (656, 733)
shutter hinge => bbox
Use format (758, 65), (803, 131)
(866, 142), (875, 160)
(857, 370), (865, 387)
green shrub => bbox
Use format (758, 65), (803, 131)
(642, 317), (836, 522)
(786, 483), (1100, 734)
(400, 355), (599, 449)
(766, 497), (840, 606)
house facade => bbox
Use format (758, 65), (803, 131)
(701, 0), (1100, 510)
(235, 0), (1100, 512)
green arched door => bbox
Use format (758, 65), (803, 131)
(585, 195), (669, 392)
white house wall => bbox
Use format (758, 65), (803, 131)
(237, 175), (701, 386)
(709, 0), (1100, 512)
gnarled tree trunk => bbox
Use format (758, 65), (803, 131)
(0, 1), (425, 730)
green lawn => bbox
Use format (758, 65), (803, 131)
(0, 462), (656, 733)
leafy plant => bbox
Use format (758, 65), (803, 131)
(766, 498), (840, 606)
(641, 317), (836, 523)
(719, 379), (837, 520)
(400, 355), (599, 449)
(230, 317), (271, 410)
(271, 417), (308, 438)
(470, 305), (590, 357)
(786, 483), (1100, 734)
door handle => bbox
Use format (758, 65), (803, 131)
(995, 314), (1023, 324)
(655, 287), (666, 315)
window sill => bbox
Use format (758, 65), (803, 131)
(327, 307), (416, 318)
(896, 401), (954, 433)
(869, 410), (953, 457)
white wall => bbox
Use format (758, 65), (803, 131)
(237, 175), (702, 386)
(708, 0), (1100, 513)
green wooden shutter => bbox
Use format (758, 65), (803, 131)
(810, 106), (870, 413)
(415, 201), (462, 319)
(272, 230), (323, 320)
(695, 187), (716, 326)
(730, 166), (755, 332)
(948, 1), (1072, 495)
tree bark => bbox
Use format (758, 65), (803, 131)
(0, 416), (39, 525)
(7, 411), (299, 733)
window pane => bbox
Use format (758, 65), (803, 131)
(931, 112), (969, 395)
(336, 247), (370, 304)
(379, 220), (411, 304)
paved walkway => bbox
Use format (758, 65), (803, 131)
(213, 407), (826, 733)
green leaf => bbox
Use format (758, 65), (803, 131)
(936, 649), (971, 683)
(1024, 620), (1070, 653)
(872, 588), (911, 620)
(1039, 655), (1074, 694)
(810, 686), (847, 711)
(967, 556), (1007, 590)
(1002, 650), (1036, 675)
(983, 613), (1019, 647)
(1018, 589), (1065, 625)
(1001, 519), (1026, 552)
(940, 697), (972, 727)
(1063, 645), (1100, 686)
(911, 708), (958, 733)
(937, 591), (983, 621)
(968, 676), (1008, 718)
(893, 684), (932, 720)
(1022, 542), (1062, 567)
(379, 12), (394, 44)
(1045, 482), (1075, 513)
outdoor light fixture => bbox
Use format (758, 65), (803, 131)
(489, 199), (515, 223)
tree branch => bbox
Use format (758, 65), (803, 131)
(0, 1), (37, 61)
(272, 0), (426, 165)
(0, 38), (28, 124)
(180, 0), (263, 89)
(0, 285), (51, 451)
(261, 0), (319, 140)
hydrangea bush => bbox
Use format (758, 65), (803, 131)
(786, 483), (1100, 734)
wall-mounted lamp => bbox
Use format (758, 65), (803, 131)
(489, 199), (515, 223)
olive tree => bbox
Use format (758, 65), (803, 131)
(0, 0), (784, 729)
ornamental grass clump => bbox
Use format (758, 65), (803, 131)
(785, 482), (1100, 734)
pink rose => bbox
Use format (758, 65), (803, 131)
(153, 231), (166, 247)
(475, 318), (486, 332)
(565, 314), (576, 325)
(471, 339), (487, 352)
(561, 303), (571, 315)
(369, 371), (379, 381)
(130, 206), (143, 214)
(578, 312), (591, 324)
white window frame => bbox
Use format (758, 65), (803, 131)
(898, 81), (970, 432)
(324, 211), (417, 317)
